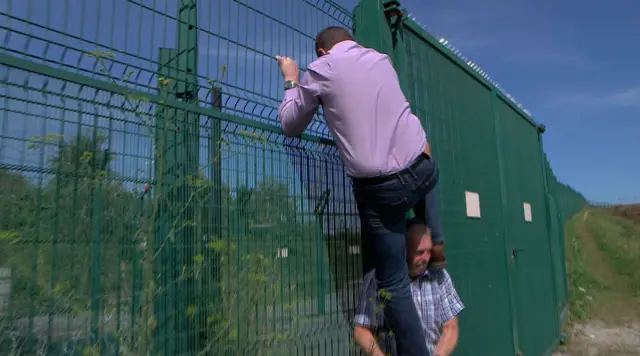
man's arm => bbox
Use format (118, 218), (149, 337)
(353, 271), (385, 356)
(435, 317), (459, 356)
(435, 270), (464, 356)
(278, 68), (325, 137)
(353, 325), (385, 356)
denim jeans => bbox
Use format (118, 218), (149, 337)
(353, 152), (439, 356)
(414, 183), (444, 245)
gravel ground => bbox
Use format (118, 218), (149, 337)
(554, 322), (640, 356)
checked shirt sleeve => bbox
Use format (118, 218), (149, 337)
(353, 270), (378, 328)
(438, 270), (465, 325)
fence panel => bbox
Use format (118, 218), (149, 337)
(546, 152), (588, 322)
(401, 26), (516, 356)
(497, 97), (559, 356)
(0, 0), (360, 354)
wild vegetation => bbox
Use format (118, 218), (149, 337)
(559, 205), (640, 355)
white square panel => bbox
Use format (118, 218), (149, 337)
(523, 202), (532, 222)
(465, 191), (481, 218)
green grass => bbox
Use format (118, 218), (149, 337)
(586, 209), (640, 296)
(564, 212), (600, 321)
(564, 207), (640, 323)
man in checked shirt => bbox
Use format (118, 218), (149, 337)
(353, 218), (464, 356)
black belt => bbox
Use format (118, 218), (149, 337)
(351, 152), (429, 186)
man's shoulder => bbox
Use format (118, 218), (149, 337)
(428, 268), (453, 286)
(431, 268), (463, 303)
(307, 43), (387, 71)
(437, 268), (452, 280)
(307, 55), (331, 73)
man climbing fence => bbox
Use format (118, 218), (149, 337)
(275, 26), (447, 356)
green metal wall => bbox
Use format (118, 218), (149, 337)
(0, 0), (586, 355)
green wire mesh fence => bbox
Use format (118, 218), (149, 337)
(0, 0), (586, 355)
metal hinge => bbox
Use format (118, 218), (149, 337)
(383, 0), (403, 20)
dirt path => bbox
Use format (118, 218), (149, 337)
(576, 210), (640, 323)
(556, 210), (640, 355)
(554, 322), (640, 356)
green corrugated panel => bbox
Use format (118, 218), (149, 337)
(387, 7), (578, 355)
(401, 20), (515, 356)
(542, 153), (569, 319)
(498, 98), (559, 356)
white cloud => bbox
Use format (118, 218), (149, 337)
(500, 47), (598, 71)
(548, 87), (640, 109)
(600, 87), (640, 108)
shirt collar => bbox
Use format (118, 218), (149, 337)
(328, 40), (359, 54)
(410, 267), (438, 281)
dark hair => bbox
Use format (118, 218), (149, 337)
(406, 217), (427, 233)
(315, 26), (353, 55)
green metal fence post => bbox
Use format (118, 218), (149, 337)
(154, 0), (200, 353)
(384, 1), (410, 95)
(131, 189), (145, 347)
(210, 86), (222, 250)
(155, 47), (178, 355)
(176, 1), (200, 350)
(46, 125), (64, 350)
(352, 0), (395, 57)
(89, 119), (105, 350)
(90, 173), (103, 349)
(202, 86), (223, 351)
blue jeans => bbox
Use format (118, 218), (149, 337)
(353, 152), (439, 356)
(414, 183), (444, 245)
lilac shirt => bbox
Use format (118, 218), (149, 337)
(278, 40), (428, 178)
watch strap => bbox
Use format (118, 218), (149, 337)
(284, 80), (299, 90)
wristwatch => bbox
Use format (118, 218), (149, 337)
(284, 80), (299, 90)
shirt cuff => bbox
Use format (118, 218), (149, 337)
(284, 86), (300, 101)
(353, 314), (372, 327)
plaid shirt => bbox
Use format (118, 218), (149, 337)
(353, 268), (464, 356)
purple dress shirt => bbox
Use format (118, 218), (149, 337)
(278, 40), (428, 179)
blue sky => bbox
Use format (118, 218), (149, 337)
(1, 0), (637, 205)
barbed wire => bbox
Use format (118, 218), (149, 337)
(407, 14), (533, 118)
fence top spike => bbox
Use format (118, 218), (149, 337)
(428, 31), (533, 117)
